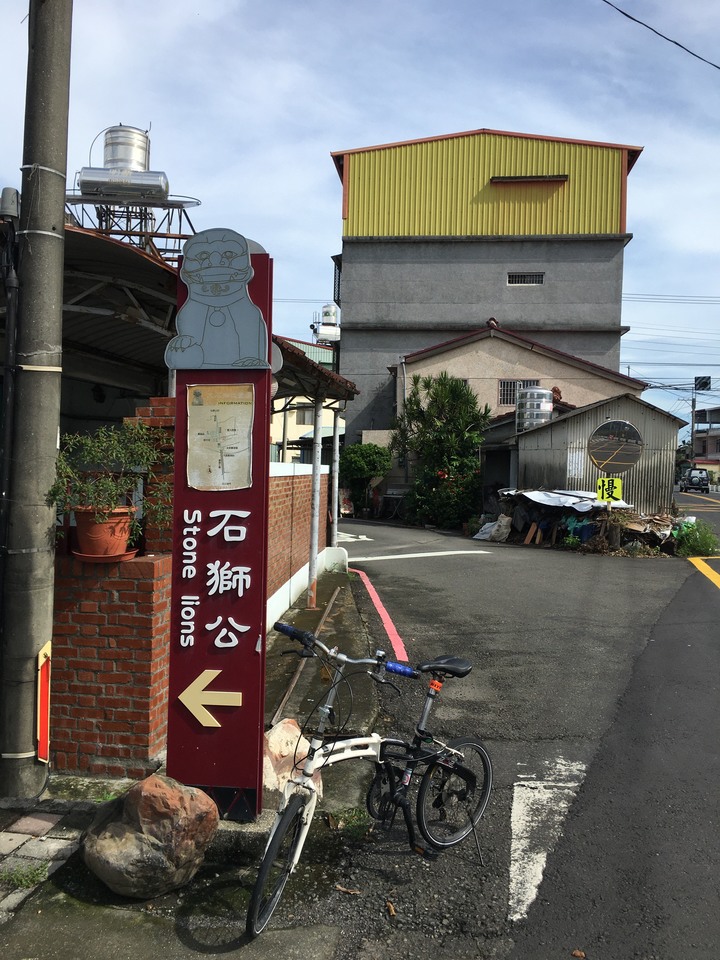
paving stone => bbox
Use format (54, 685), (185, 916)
(0, 854), (40, 873)
(47, 860), (67, 878)
(7, 812), (62, 837)
(46, 809), (93, 839)
(19, 837), (78, 861)
(0, 833), (29, 856)
(0, 810), (20, 831)
(0, 886), (35, 912)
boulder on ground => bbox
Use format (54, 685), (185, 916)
(83, 773), (219, 898)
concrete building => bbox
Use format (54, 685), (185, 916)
(269, 337), (345, 463)
(394, 323), (645, 418)
(331, 127), (643, 442)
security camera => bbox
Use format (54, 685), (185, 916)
(0, 188), (20, 223)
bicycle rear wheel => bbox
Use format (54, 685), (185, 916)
(416, 736), (492, 849)
(246, 793), (307, 938)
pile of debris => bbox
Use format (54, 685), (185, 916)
(473, 488), (694, 556)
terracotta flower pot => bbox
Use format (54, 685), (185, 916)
(73, 507), (136, 559)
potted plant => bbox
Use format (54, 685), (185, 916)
(47, 420), (172, 560)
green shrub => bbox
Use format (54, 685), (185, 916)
(406, 462), (484, 529)
(675, 519), (720, 557)
(339, 443), (392, 512)
(390, 372), (490, 530)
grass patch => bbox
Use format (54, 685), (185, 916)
(326, 806), (374, 842)
(96, 790), (121, 802)
(0, 862), (48, 890)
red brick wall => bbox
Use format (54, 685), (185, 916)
(51, 554), (172, 778)
(50, 397), (329, 775)
(125, 397), (175, 555)
(267, 472), (328, 599)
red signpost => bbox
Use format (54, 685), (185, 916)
(165, 236), (273, 817)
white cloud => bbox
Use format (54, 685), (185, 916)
(3, 0), (720, 412)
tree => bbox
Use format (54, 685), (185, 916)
(339, 442), (392, 513)
(390, 372), (491, 528)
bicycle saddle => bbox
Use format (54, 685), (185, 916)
(417, 655), (472, 678)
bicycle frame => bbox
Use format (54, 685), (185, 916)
(264, 648), (386, 864)
(248, 621), (491, 941)
(263, 652), (451, 866)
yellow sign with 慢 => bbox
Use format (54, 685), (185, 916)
(597, 477), (623, 502)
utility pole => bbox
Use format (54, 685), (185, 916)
(690, 390), (696, 466)
(0, 0), (73, 798)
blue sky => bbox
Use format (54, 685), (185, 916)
(2, 0), (720, 434)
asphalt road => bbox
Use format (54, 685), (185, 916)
(675, 485), (720, 538)
(338, 519), (720, 959)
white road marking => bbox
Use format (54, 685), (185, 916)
(337, 532), (374, 542)
(348, 549), (492, 561)
(508, 757), (586, 922)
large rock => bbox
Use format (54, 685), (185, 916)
(83, 774), (219, 898)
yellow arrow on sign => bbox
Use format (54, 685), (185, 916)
(178, 669), (243, 727)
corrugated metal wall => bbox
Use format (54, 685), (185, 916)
(517, 397), (681, 515)
(343, 132), (625, 238)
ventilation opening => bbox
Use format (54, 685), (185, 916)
(507, 272), (544, 285)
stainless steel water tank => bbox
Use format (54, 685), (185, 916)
(103, 125), (150, 172)
(516, 387), (554, 433)
(77, 167), (169, 199)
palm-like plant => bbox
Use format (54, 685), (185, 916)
(390, 373), (491, 528)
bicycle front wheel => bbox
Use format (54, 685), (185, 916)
(246, 793), (307, 938)
(366, 764), (393, 821)
(416, 736), (492, 849)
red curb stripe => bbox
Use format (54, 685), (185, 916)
(350, 567), (408, 662)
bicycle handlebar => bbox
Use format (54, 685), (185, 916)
(273, 621), (317, 647)
(273, 621), (419, 679)
(385, 661), (419, 678)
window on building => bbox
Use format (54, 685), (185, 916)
(498, 379), (540, 406)
(507, 272), (544, 285)
(295, 405), (314, 425)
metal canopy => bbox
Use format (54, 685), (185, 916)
(272, 336), (357, 404)
(60, 226), (177, 386)
(2, 226), (358, 404)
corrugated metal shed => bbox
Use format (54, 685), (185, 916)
(516, 394), (685, 515)
(332, 128), (642, 239)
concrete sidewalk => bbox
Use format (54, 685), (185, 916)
(0, 571), (377, 958)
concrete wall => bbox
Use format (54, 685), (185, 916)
(339, 236), (627, 439)
(401, 336), (641, 418)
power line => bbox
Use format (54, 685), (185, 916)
(621, 362), (720, 367)
(599, 0), (720, 72)
(623, 294), (720, 304)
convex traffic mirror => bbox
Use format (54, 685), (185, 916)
(587, 420), (643, 474)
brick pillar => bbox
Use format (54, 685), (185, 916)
(125, 397), (175, 555)
(51, 554), (172, 778)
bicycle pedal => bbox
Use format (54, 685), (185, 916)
(413, 844), (439, 861)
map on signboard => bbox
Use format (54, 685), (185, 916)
(186, 384), (254, 490)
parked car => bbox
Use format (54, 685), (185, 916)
(679, 468), (709, 493)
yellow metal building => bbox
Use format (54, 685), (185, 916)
(332, 128), (642, 239)
(330, 127), (644, 444)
